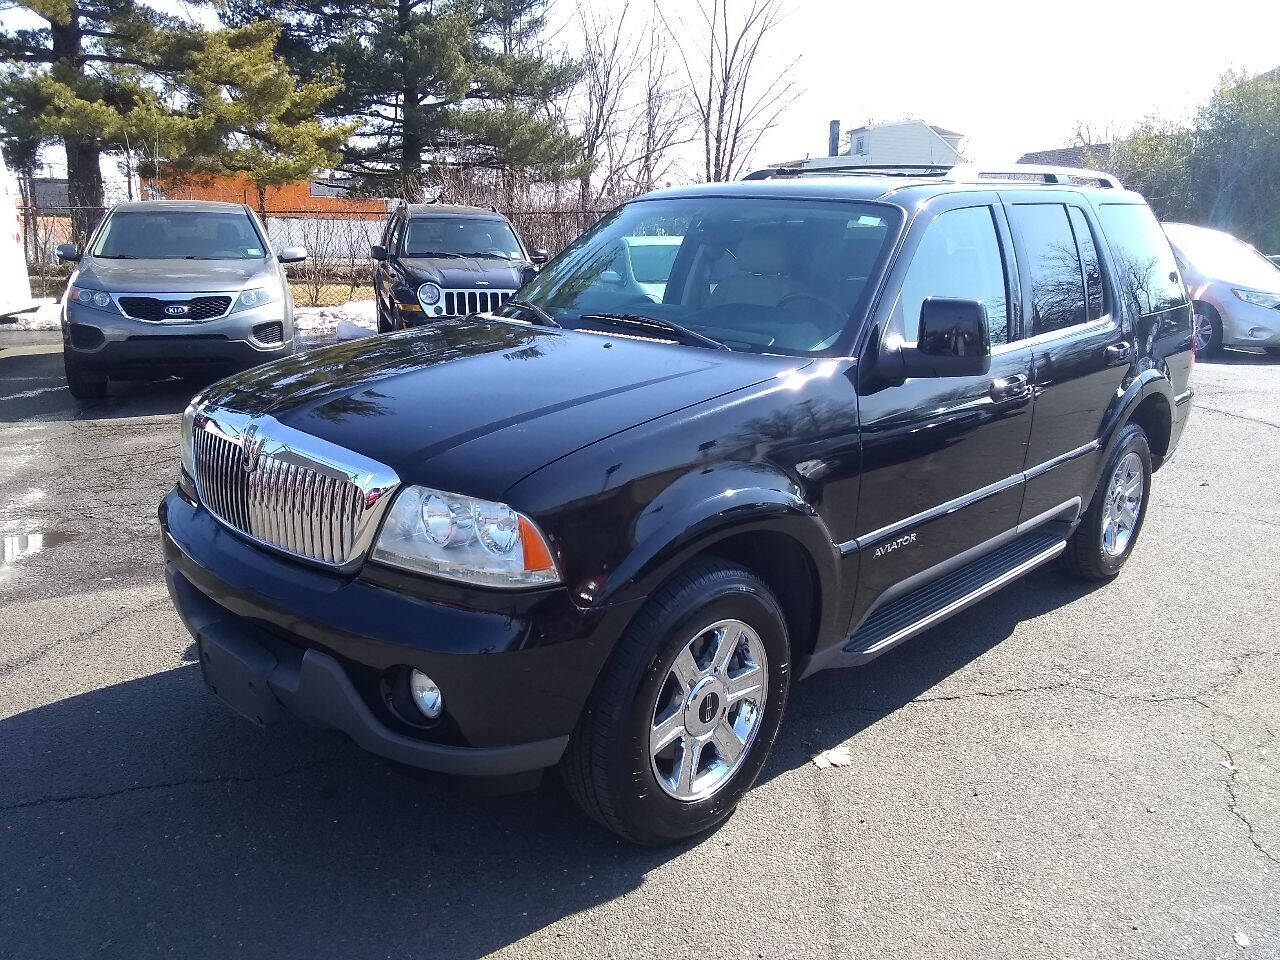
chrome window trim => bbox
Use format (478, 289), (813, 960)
(190, 406), (401, 571)
(991, 315), (1114, 355)
(111, 291), (239, 323)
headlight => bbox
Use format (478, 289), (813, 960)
(234, 285), (281, 312)
(68, 286), (114, 311)
(180, 394), (201, 479)
(371, 485), (560, 588)
(1233, 289), (1280, 309)
(417, 282), (442, 307)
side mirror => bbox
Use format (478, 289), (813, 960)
(277, 246), (308, 263)
(894, 298), (991, 378)
(370, 244), (388, 261)
(518, 265), (538, 288)
(56, 243), (80, 262)
(530, 247), (549, 265)
(600, 269), (622, 286)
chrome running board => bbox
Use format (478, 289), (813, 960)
(843, 528), (1066, 661)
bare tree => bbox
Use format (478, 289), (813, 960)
(658, 0), (799, 182)
(576, 0), (641, 217)
(628, 23), (690, 192)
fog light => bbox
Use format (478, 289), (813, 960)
(409, 669), (443, 719)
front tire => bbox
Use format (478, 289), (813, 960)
(1193, 305), (1223, 356)
(1058, 423), (1152, 581)
(63, 352), (107, 400)
(562, 558), (791, 845)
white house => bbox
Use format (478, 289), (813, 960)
(779, 120), (967, 172)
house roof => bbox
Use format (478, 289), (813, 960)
(1018, 144), (1113, 168)
(843, 121), (965, 139)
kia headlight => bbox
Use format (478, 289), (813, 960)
(1233, 289), (1280, 309)
(68, 286), (115, 311)
(372, 486), (560, 588)
(234, 284), (282, 312)
(418, 282), (442, 307)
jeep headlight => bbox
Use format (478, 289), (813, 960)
(372, 485), (560, 588)
(234, 284), (282, 312)
(417, 282), (442, 307)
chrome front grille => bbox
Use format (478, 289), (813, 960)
(191, 411), (400, 569)
(439, 289), (516, 317)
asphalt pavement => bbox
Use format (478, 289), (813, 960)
(1, 331), (1277, 959)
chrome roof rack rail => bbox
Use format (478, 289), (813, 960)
(944, 163), (1122, 189)
(742, 161), (1122, 189)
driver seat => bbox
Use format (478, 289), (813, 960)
(706, 228), (803, 308)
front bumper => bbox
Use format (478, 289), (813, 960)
(65, 299), (294, 376)
(160, 489), (637, 775)
(1222, 299), (1280, 348)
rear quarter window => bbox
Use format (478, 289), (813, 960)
(1097, 204), (1187, 317)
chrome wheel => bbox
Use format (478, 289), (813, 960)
(1193, 312), (1216, 353)
(1101, 451), (1144, 557)
(649, 618), (768, 802)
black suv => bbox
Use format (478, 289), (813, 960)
(162, 165), (1193, 845)
(370, 202), (547, 333)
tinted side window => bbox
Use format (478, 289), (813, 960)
(897, 205), (1010, 347)
(1097, 203), (1187, 317)
(1068, 207), (1105, 321)
(1009, 204), (1086, 336)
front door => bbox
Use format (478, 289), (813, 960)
(852, 196), (1034, 628)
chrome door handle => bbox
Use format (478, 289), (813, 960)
(989, 374), (1029, 401)
(1105, 342), (1133, 365)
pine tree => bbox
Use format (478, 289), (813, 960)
(162, 22), (356, 215)
(0, 0), (206, 238)
(222, 0), (580, 201)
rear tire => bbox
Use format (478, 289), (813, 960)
(63, 352), (107, 400)
(1058, 423), (1152, 581)
(561, 558), (791, 846)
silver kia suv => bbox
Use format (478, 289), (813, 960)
(57, 200), (307, 399)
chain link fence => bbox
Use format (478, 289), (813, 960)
(18, 203), (609, 305)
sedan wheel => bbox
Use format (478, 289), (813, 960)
(1193, 309), (1222, 355)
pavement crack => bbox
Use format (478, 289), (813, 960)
(0, 596), (171, 679)
(1192, 403), (1280, 431)
(1211, 736), (1279, 868)
(0, 754), (372, 812)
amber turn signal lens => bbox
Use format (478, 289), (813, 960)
(519, 514), (556, 572)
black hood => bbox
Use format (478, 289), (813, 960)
(199, 319), (804, 501)
(399, 256), (527, 290)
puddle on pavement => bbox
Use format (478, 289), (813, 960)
(1, 529), (74, 575)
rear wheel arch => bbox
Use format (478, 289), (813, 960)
(1126, 391), (1172, 465)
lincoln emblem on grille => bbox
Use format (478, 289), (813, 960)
(164, 304), (189, 317)
(240, 423), (264, 472)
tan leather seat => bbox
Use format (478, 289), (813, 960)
(707, 228), (802, 308)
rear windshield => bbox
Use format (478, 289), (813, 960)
(508, 196), (901, 355)
(403, 218), (524, 260)
(92, 210), (265, 260)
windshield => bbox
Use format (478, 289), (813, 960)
(404, 218), (524, 260)
(92, 210), (265, 260)
(1166, 224), (1280, 289)
(506, 196), (900, 354)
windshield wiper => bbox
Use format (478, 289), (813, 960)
(95, 254), (139, 259)
(579, 313), (730, 351)
(504, 299), (560, 327)
(406, 251), (462, 258)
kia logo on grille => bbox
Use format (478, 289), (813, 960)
(164, 304), (189, 317)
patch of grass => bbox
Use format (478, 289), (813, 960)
(289, 283), (374, 307)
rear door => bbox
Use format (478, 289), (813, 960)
(852, 194), (1034, 622)
(1003, 194), (1131, 522)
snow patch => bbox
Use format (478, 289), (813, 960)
(293, 299), (376, 335)
(1, 298), (60, 330)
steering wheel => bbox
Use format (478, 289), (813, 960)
(777, 292), (845, 318)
